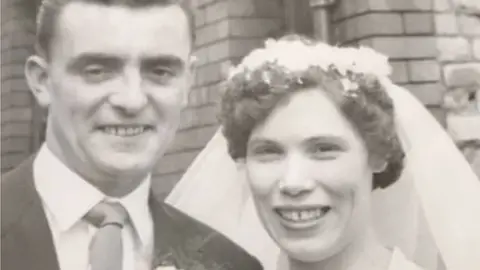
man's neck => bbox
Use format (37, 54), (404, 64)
(93, 174), (148, 198)
(287, 229), (392, 270)
(45, 139), (147, 198)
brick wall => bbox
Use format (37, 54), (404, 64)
(333, 0), (445, 124)
(1, 0), (40, 173)
(332, 0), (479, 126)
(439, 0), (480, 93)
(441, 0), (480, 176)
(151, 0), (285, 198)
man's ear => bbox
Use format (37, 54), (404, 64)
(369, 155), (388, 173)
(25, 55), (51, 109)
(181, 55), (197, 108)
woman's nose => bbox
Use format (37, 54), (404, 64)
(278, 155), (315, 197)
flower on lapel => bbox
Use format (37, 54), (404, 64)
(152, 233), (229, 270)
(155, 266), (182, 270)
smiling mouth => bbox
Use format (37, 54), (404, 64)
(275, 206), (331, 228)
(98, 125), (154, 137)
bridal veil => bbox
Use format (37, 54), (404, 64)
(166, 53), (480, 270)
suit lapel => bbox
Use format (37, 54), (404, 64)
(1, 157), (60, 270)
(20, 199), (60, 270)
(150, 196), (212, 269)
(150, 196), (183, 268)
(149, 197), (250, 270)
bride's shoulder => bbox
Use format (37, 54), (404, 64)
(388, 248), (424, 270)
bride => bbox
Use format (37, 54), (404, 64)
(166, 35), (480, 270)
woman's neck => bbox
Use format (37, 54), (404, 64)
(286, 229), (392, 270)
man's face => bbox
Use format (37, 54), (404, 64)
(36, 3), (192, 186)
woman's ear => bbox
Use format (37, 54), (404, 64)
(235, 158), (246, 170)
(25, 55), (51, 109)
(235, 158), (247, 178)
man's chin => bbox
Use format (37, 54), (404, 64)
(93, 154), (155, 176)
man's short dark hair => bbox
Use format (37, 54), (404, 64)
(35, 0), (195, 59)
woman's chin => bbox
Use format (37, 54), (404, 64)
(275, 229), (345, 263)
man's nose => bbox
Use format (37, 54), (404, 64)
(279, 154), (315, 197)
(109, 72), (148, 115)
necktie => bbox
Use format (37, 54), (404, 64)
(84, 202), (129, 270)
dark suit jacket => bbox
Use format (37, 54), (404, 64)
(1, 157), (263, 270)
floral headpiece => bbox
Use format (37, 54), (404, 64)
(227, 38), (392, 96)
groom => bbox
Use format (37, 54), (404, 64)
(0, 0), (262, 269)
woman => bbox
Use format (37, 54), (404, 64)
(167, 36), (480, 270)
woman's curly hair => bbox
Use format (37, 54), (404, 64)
(219, 35), (405, 189)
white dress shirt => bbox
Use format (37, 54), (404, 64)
(33, 145), (154, 270)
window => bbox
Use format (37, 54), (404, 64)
(283, 0), (314, 37)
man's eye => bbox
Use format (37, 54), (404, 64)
(85, 65), (103, 74)
(82, 64), (112, 82)
(147, 67), (175, 83)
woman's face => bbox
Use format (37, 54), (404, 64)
(244, 88), (380, 262)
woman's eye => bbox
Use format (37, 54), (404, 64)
(310, 143), (343, 159)
(256, 147), (280, 155)
(315, 144), (341, 152)
(249, 145), (283, 161)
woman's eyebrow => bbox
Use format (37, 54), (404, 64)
(304, 135), (349, 146)
(248, 137), (276, 145)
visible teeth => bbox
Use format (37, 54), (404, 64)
(101, 126), (147, 136)
(277, 208), (328, 222)
(105, 127), (115, 135)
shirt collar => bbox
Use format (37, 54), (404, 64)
(33, 144), (152, 245)
(109, 175), (151, 246)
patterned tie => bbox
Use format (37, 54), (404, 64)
(84, 202), (129, 270)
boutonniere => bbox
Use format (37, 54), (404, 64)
(152, 234), (228, 270)
(155, 266), (182, 270)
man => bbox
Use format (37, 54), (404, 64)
(1, 0), (263, 269)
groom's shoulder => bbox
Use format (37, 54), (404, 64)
(153, 202), (263, 270)
(1, 157), (36, 233)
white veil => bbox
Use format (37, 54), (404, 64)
(166, 75), (480, 270)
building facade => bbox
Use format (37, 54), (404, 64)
(2, 0), (479, 198)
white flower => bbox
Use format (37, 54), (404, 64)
(228, 38), (393, 87)
(341, 78), (359, 92)
(155, 266), (182, 270)
(352, 47), (392, 77)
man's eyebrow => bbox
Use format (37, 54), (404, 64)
(66, 53), (121, 71)
(141, 55), (185, 70)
